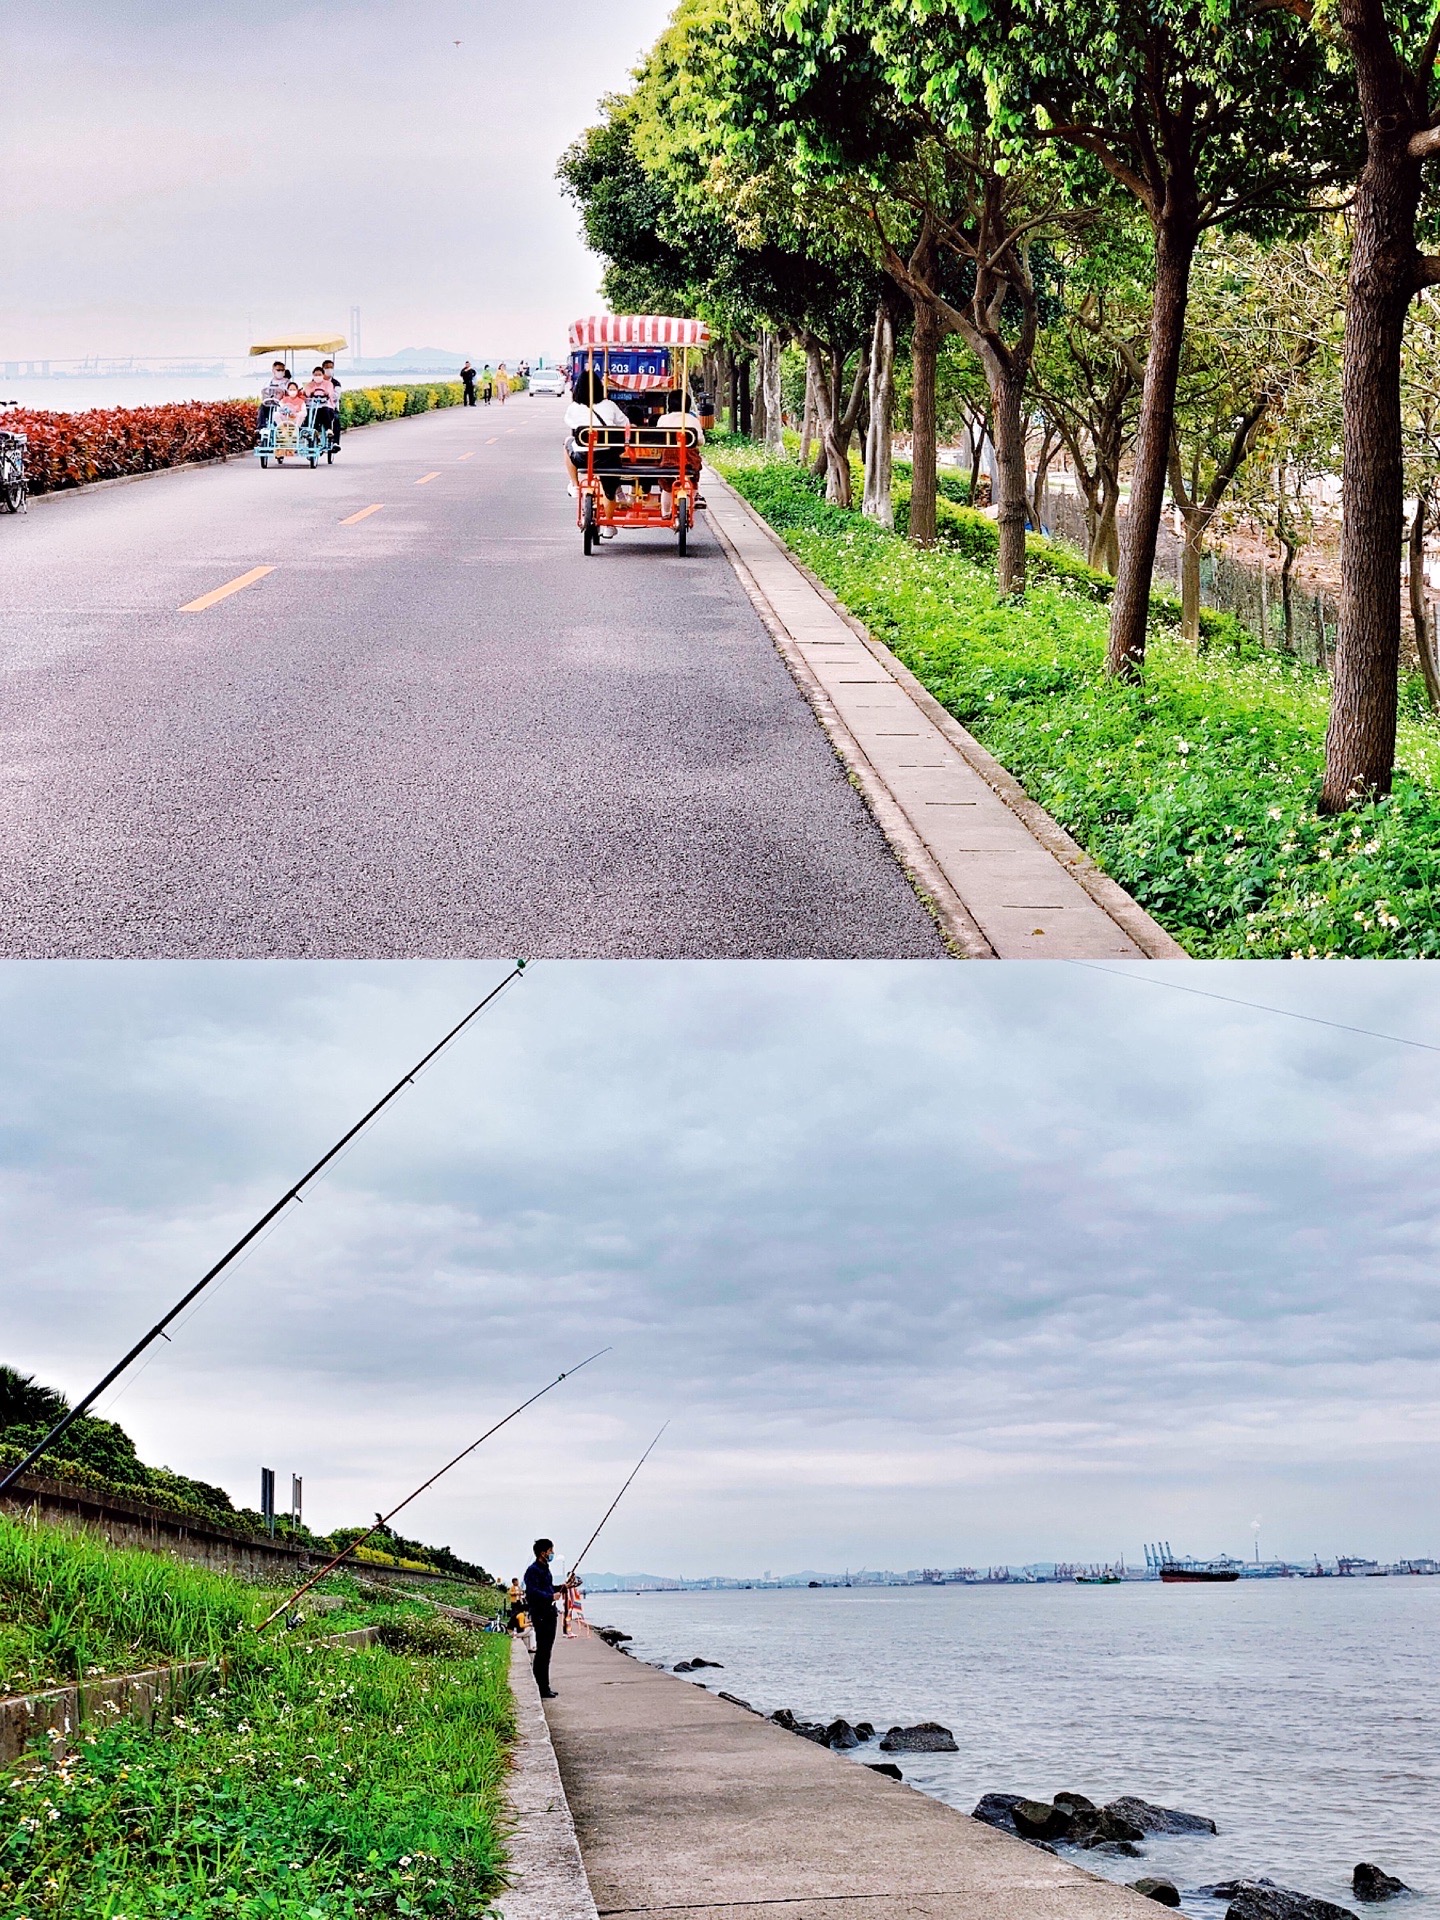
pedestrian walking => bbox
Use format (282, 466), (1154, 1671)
(482, 370), (493, 406)
(461, 360), (477, 406)
(523, 1537), (561, 1697)
(496, 363), (510, 405)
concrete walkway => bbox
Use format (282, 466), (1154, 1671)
(705, 473), (1187, 961)
(543, 1633), (1159, 1919)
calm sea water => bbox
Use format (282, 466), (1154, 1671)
(585, 1583), (1436, 1915)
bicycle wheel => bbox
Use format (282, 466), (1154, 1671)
(677, 495), (690, 557)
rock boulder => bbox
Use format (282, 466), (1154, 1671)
(1133, 1880), (1182, 1907)
(1225, 1883), (1354, 1920)
(973, 1793), (1025, 1834)
(1353, 1866), (1410, 1903)
(1013, 1801), (1075, 1843)
(878, 1721), (959, 1753)
(867, 1762), (904, 1780)
(1108, 1796), (1217, 1837)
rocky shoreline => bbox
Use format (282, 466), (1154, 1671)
(590, 1626), (1417, 1918)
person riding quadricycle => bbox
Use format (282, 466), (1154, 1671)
(565, 315), (709, 556)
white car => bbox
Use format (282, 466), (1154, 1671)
(528, 367), (568, 397)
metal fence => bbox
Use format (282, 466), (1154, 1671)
(1042, 487), (1338, 668)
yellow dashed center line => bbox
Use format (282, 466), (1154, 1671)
(457, 452), (475, 461)
(415, 471), (441, 485)
(340, 504), (384, 525)
(485, 437), (499, 445)
(179, 565), (274, 614)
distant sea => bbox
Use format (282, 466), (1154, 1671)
(586, 1582), (1436, 1917)
(0, 371), (448, 412)
(0, 364), (553, 413)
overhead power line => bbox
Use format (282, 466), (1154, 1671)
(1064, 962), (1440, 1056)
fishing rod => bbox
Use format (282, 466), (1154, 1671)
(566, 1420), (669, 1588)
(0, 962), (529, 1500)
(256, 1347), (610, 1632)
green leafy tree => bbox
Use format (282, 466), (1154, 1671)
(825, 0), (1354, 670)
(1167, 231), (1343, 645)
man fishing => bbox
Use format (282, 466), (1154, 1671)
(524, 1537), (563, 1698)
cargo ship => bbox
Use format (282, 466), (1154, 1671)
(1146, 1540), (1241, 1583)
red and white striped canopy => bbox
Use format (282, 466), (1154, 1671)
(569, 314), (710, 347)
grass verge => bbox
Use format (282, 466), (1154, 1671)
(2, 1635), (512, 1917)
(0, 1516), (498, 1695)
(710, 446), (1440, 957)
(1, 1519), (514, 1916)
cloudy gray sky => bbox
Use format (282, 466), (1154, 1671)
(1, 0), (673, 361)
(3, 960), (1437, 1579)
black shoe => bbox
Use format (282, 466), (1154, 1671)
(540, 1689), (558, 1698)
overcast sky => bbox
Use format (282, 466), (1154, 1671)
(3, 960), (1438, 1579)
(0, 0), (673, 361)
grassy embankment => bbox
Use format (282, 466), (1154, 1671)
(708, 442), (1440, 958)
(1, 1517), (512, 1917)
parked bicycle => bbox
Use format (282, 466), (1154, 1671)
(0, 402), (27, 514)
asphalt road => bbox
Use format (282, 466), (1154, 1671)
(1, 401), (942, 956)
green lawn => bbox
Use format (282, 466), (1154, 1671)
(1, 1519), (514, 1917)
(710, 446), (1440, 958)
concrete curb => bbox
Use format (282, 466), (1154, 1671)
(705, 486), (991, 958)
(497, 1635), (599, 1920)
(705, 466), (1188, 962)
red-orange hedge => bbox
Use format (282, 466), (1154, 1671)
(8, 399), (260, 494)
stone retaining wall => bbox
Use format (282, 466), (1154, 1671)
(1, 1474), (312, 1578)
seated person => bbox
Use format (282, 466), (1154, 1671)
(258, 360), (289, 434)
(656, 388), (705, 443)
(564, 371), (630, 505)
(654, 387), (705, 513)
(274, 380), (306, 449)
(305, 365), (339, 447)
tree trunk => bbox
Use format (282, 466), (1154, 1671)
(807, 341), (853, 507)
(1107, 208), (1200, 678)
(761, 332), (784, 455)
(909, 297), (941, 545)
(1322, 0), (1425, 807)
(739, 357), (753, 437)
(1409, 493), (1440, 708)
(863, 300), (897, 528)
(1029, 426), (1059, 532)
(1280, 542), (1298, 651)
(1179, 507), (1209, 646)
(986, 359), (1030, 594)
(800, 360), (816, 467)
(968, 413), (988, 505)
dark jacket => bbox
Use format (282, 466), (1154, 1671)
(524, 1557), (557, 1619)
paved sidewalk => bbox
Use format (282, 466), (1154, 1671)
(498, 1636), (598, 1920)
(705, 473), (1187, 961)
(543, 1633), (1159, 1920)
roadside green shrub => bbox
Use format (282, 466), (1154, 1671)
(338, 381), (465, 427)
(375, 1612), (483, 1656)
(709, 449), (1440, 957)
